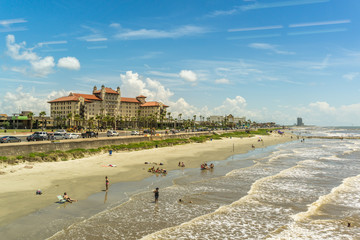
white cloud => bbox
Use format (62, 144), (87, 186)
(289, 19), (351, 28)
(58, 57), (81, 70)
(207, 9), (237, 17)
(115, 25), (207, 40)
(109, 23), (121, 28)
(294, 101), (360, 126)
(169, 98), (199, 117)
(87, 46), (107, 50)
(147, 71), (179, 78)
(249, 43), (295, 55)
(179, 70), (197, 82)
(6, 34), (38, 61)
(37, 40), (67, 47)
(113, 71), (360, 125)
(77, 25), (107, 42)
(120, 71), (198, 118)
(214, 96), (247, 113)
(215, 78), (230, 84)
(0, 86), (69, 115)
(120, 71), (150, 97)
(311, 54), (331, 70)
(5, 35), (80, 76)
(0, 18), (27, 27)
(308, 101), (336, 114)
(343, 72), (359, 81)
(120, 71), (174, 102)
(85, 37), (108, 42)
(31, 56), (55, 77)
(228, 25), (283, 32)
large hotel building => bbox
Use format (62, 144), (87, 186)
(48, 85), (168, 123)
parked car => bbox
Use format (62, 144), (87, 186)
(33, 131), (48, 138)
(27, 134), (47, 141)
(65, 133), (80, 139)
(131, 131), (139, 135)
(107, 130), (119, 137)
(52, 133), (65, 140)
(0, 136), (21, 143)
(82, 131), (97, 138)
(54, 129), (67, 135)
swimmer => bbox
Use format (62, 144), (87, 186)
(153, 188), (159, 203)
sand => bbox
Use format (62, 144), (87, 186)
(0, 133), (294, 226)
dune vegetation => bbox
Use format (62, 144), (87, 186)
(0, 129), (271, 165)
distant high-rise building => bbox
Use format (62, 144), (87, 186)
(297, 117), (304, 126)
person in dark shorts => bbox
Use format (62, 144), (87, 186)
(105, 176), (109, 191)
(153, 187), (159, 203)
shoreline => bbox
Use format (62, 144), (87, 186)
(0, 133), (294, 226)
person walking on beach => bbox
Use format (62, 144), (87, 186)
(105, 176), (109, 191)
(153, 187), (159, 203)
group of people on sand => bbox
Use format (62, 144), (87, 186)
(148, 166), (167, 174)
(178, 162), (185, 167)
(145, 162), (167, 174)
(200, 163), (214, 170)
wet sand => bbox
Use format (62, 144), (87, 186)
(0, 133), (293, 226)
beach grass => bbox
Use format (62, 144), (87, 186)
(0, 129), (273, 165)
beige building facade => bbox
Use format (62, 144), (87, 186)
(209, 115), (246, 125)
(48, 85), (168, 124)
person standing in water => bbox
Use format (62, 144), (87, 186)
(153, 187), (159, 203)
(105, 176), (109, 191)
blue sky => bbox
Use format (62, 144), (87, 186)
(0, 0), (359, 126)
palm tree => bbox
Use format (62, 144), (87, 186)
(95, 114), (101, 130)
(160, 112), (166, 129)
(55, 116), (61, 128)
(27, 112), (34, 132)
(124, 116), (129, 128)
(39, 111), (46, 130)
(67, 112), (73, 129)
(74, 114), (81, 129)
(109, 115), (115, 129)
(178, 113), (182, 128)
(88, 117), (95, 129)
(103, 115), (110, 129)
(130, 116), (136, 128)
(118, 116), (123, 129)
(167, 112), (171, 128)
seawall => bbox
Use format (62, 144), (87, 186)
(0, 132), (213, 157)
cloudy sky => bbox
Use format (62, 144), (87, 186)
(0, 0), (359, 126)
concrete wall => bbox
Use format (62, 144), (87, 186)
(0, 136), (150, 157)
(0, 132), (214, 157)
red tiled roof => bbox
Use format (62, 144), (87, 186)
(140, 101), (161, 107)
(136, 95), (147, 98)
(0, 114), (8, 117)
(73, 93), (102, 101)
(48, 93), (102, 103)
(121, 97), (140, 103)
(93, 87), (119, 95)
(48, 95), (80, 103)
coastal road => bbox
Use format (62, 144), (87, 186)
(0, 130), (174, 144)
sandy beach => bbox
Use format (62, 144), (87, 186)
(0, 133), (293, 226)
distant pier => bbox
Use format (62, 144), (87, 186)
(304, 136), (360, 140)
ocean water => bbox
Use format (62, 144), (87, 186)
(3, 127), (360, 239)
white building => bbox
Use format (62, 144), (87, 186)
(209, 115), (246, 125)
